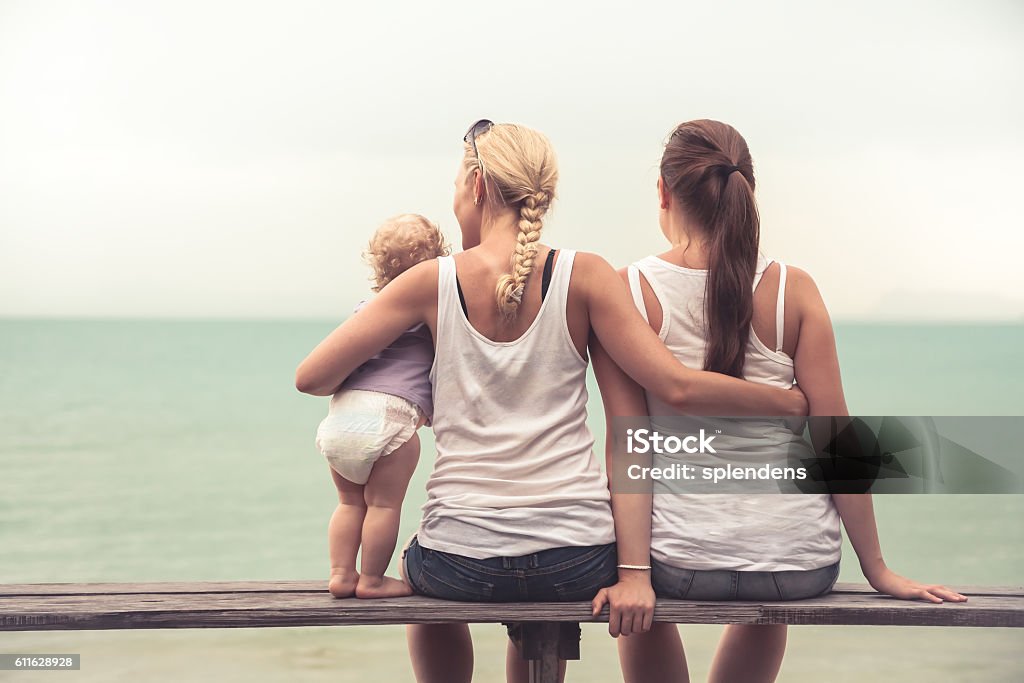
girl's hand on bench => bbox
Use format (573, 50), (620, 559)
(591, 572), (656, 637)
(867, 567), (968, 604)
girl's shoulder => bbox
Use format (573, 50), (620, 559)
(776, 262), (825, 315)
(759, 261), (829, 358)
(759, 260), (823, 306)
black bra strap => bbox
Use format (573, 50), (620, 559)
(541, 248), (556, 302)
(456, 277), (469, 318)
(455, 248), (557, 321)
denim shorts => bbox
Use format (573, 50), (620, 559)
(651, 558), (840, 601)
(402, 535), (618, 602)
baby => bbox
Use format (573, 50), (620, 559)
(316, 214), (448, 599)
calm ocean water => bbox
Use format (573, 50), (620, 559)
(1, 319), (1022, 682)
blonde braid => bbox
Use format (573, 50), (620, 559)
(496, 191), (548, 318)
(465, 123), (558, 318)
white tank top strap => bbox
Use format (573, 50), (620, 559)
(549, 247), (575, 309)
(546, 248), (583, 354)
(626, 264), (649, 324)
(434, 255), (460, 343)
(775, 260), (788, 352)
(632, 257), (671, 339)
(751, 253), (772, 292)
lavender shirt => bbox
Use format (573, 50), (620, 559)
(341, 301), (434, 420)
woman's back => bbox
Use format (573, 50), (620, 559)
(420, 247), (615, 559)
(631, 252), (793, 397)
(630, 252), (842, 571)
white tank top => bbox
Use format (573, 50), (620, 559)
(418, 249), (616, 559)
(629, 253), (842, 572)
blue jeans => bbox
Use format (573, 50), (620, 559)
(651, 558), (840, 601)
(402, 535), (618, 602)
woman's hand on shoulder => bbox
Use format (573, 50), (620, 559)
(866, 566), (967, 604)
(591, 572), (656, 637)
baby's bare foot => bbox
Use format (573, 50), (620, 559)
(328, 569), (359, 598)
(355, 574), (413, 599)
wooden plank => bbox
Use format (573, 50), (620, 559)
(655, 594), (1024, 628)
(2, 581), (1021, 597)
(0, 581), (325, 596)
(2, 585), (1021, 631)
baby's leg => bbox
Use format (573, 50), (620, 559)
(327, 467), (366, 598)
(355, 432), (420, 598)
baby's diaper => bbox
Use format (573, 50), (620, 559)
(316, 389), (421, 484)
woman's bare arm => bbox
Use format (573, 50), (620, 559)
(788, 266), (848, 415)
(576, 252), (806, 416)
(788, 266), (966, 603)
(589, 325), (656, 637)
(295, 260), (437, 396)
(829, 494), (961, 602)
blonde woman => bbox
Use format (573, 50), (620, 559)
(295, 120), (806, 683)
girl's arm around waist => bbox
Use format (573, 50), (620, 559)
(574, 252), (807, 417)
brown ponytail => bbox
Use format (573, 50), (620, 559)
(660, 120), (760, 378)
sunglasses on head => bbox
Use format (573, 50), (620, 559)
(464, 119), (494, 164)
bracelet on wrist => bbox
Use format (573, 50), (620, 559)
(617, 563), (652, 571)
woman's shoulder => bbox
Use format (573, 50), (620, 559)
(373, 258), (442, 308)
(761, 260), (819, 294)
(761, 261), (829, 332)
(395, 257), (442, 285)
(564, 249), (613, 273)
(560, 250), (625, 295)
(776, 262), (824, 307)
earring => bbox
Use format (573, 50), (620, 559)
(474, 196), (480, 206)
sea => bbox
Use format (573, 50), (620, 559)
(1, 319), (1021, 682)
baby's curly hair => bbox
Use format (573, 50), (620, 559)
(364, 214), (450, 292)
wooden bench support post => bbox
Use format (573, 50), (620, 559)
(509, 621), (580, 683)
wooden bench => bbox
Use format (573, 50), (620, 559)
(3, 581), (1021, 683)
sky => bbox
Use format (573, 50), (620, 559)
(1, 0), (1022, 321)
